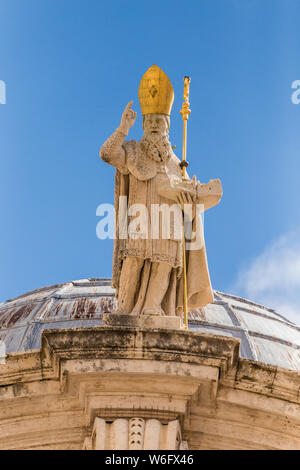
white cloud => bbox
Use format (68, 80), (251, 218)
(232, 230), (300, 324)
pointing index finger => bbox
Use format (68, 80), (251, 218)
(126, 101), (133, 110)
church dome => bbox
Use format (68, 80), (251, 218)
(1, 278), (300, 371)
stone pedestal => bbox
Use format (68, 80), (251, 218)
(102, 313), (183, 330)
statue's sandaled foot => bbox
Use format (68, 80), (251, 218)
(114, 307), (165, 316)
(142, 307), (165, 316)
(115, 310), (137, 315)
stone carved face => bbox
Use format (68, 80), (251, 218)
(143, 114), (170, 141)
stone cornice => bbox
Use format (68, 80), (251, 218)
(0, 326), (299, 405)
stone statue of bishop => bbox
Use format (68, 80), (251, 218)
(100, 65), (222, 317)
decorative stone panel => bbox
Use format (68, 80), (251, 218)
(83, 417), (184, 450)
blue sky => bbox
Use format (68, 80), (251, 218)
(0, 0), (299, 319)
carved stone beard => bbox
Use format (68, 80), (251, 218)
(139, 134), (172, 164)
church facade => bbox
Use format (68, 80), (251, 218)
(0, 278), (299, 450)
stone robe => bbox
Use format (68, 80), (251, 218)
(102, 138), (214, 315)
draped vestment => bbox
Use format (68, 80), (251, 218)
(108, 139), (214, 315)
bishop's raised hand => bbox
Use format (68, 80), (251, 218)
(120, 101), (137, 135)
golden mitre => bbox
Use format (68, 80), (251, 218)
(138, 64), (174, 116)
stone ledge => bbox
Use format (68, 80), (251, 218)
(41, 326), (240, 374)
(102, 313), (183, 330)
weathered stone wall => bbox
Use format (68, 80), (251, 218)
(0, 325), (299, 450)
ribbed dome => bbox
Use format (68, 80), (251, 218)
(0, 278), (300, 371)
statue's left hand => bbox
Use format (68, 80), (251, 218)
(176, 176), (198, 220)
